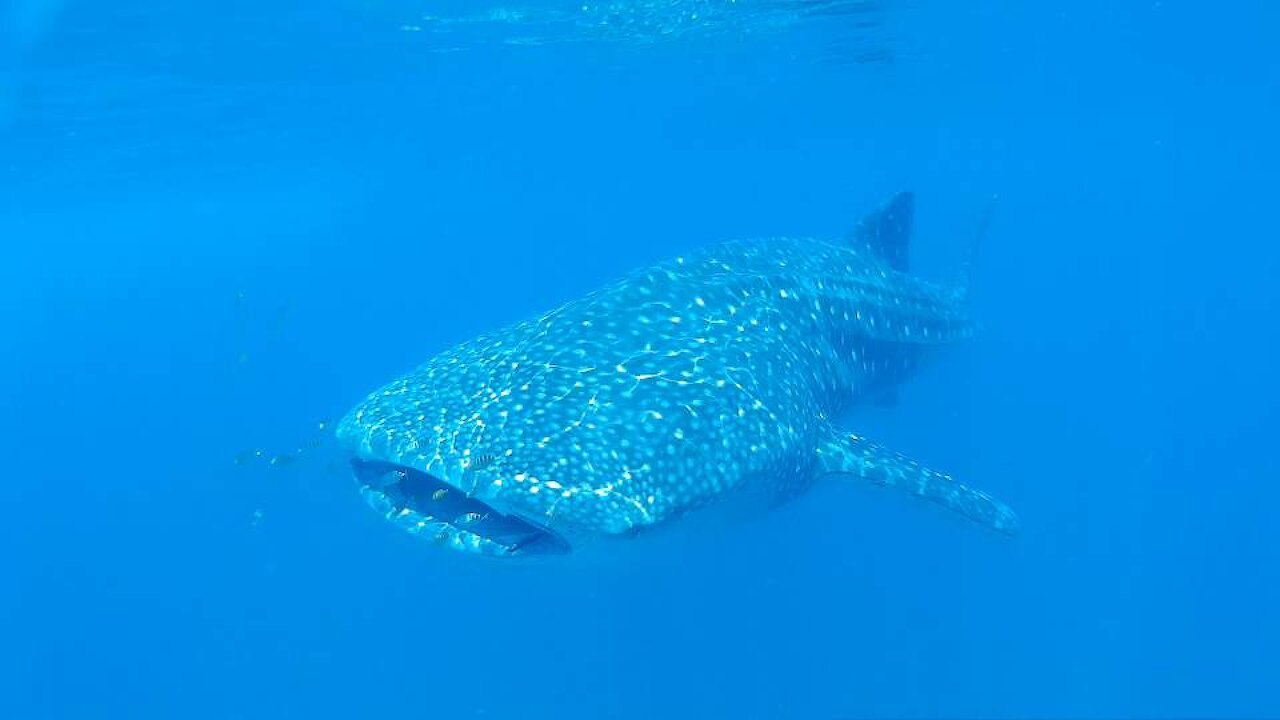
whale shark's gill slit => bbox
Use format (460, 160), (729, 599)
(351, 459), (570, 557)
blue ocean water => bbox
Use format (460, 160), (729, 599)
(3, 0), (1278, 717)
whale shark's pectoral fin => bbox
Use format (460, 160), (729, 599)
(815, 429), (1019, 536)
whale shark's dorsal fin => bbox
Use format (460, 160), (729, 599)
(815, 427), (1020, 536)
(849, 191), (914, 272)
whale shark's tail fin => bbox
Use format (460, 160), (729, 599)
(849, 191), (914, 272)
(815, 428), (1020, 536)
(956, 193), (1000, 301)
(850, 191), (998, 300)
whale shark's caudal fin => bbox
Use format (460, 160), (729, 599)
(815, 428), (1020, 536)
(849, 191), (914, 272)
(955, 193), (1000, 300)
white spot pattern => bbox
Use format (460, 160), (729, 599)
(338, 236), (972, 548)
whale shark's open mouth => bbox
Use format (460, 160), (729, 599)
(352, 459), (570, 557)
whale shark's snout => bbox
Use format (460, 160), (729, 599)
(352, 459), (571, 557)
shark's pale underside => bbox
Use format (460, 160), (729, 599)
(337, 193), (1019, 557)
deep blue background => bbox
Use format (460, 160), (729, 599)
(3, 1), (1279, 717)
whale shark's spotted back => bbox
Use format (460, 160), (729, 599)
(338, 194), (1018, 557)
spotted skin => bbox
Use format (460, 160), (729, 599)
(338, 197), (1018, 555)
(815, 434), (1020, 534)
(419, 0), (883, 47)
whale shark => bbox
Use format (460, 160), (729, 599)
(412, 0), (885, 52)
(337, 193), (1019, 557)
